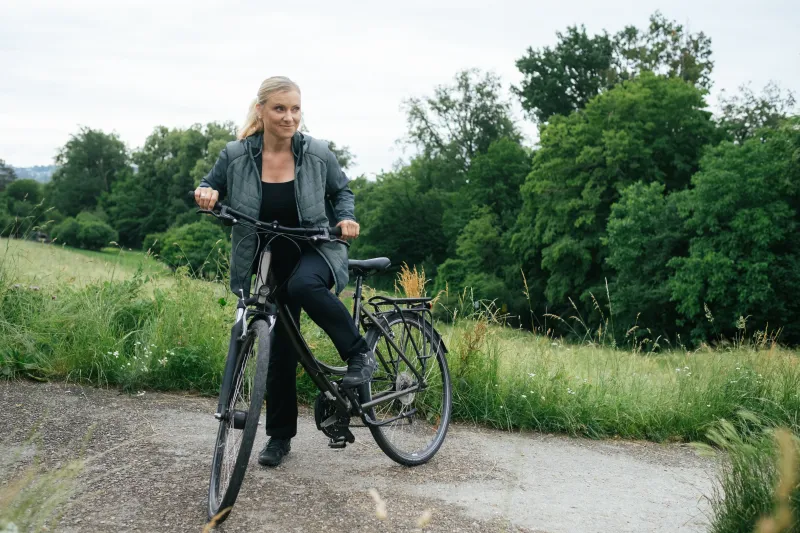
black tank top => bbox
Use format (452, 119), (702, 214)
(258, 181), (303, 280)
(259, 180), (299, 226)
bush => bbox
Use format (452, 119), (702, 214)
(51, 215), (118, 250)
(77, 220), (118, 250)
(142, 232), (165, 256)
(157, 221), (230, 279)
(51, 218), (81, 247)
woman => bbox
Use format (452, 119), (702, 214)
(194, 76), (375, 467)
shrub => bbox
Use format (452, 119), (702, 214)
(157, 221), (230, 279)
(51, 218), (81, 247)
(50, 213), (118, 250)
(77, 220), (118, 250)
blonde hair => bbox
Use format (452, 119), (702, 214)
(237, 76), (302, 140)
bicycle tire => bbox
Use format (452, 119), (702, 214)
(363, 311), (452, 466)
(207, 319), (272, 523)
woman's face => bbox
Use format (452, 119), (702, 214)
(258, 90), (301, 140)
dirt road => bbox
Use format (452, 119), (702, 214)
(1, 381), (717, 532)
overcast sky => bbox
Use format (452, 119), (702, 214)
(1, 0), (798, 178)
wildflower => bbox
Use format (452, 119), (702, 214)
(159, 358), (168, 366)
(500, 405), (504, 409)
(127, 362), (131, 366)
(707, 404), (711, 407)
(528, 373), (535, 378)
(150, 344), (156, 348)
(684, 366), (689, 370)
(676, 368), (681, 372)
(521, 395), (527, 399)
(134, 341), (141, 345)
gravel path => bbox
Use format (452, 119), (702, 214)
(1, 380), (717, 532)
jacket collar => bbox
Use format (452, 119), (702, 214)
(245, 131), (306, 166)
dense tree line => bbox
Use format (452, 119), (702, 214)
(2, 11), (797, 346)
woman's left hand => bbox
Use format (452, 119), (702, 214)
(336, 220), (360, 240)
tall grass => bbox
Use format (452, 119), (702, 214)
(695, 412), (800, 533)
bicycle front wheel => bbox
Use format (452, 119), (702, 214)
(207, 318), (272, 523)
(363, 311), (452, 466)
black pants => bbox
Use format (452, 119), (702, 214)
(265, 245), (367, 439)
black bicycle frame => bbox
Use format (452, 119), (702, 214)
(214, 240), (437, 426)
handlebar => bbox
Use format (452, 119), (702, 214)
(186, 190), (344, 239)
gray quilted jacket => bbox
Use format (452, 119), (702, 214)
(199, 131), (356, 297)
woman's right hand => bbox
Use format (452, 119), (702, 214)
(194, 187), (219, 210)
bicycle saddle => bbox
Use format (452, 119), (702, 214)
(348, 257), (391, 274)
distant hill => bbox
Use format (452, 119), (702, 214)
(14, 165), (56, 183)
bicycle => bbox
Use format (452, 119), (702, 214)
(188, 193), (453, 525)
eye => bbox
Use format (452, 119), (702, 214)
(274, 105), (284, 112)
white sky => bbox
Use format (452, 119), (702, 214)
(1, 0), (798, 178)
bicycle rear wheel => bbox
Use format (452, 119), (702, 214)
(363, 311), (452, 466)
(207, 319), (272, 523)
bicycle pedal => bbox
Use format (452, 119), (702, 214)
(328, 438), (347, 449)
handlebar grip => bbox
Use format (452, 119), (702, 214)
(329, 226), (342, 237)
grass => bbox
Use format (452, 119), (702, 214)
(2, 240), (800, 532)
(695, 413), (800, 533)
(0, 238), (169, 287)
(437, 318), (800, 441)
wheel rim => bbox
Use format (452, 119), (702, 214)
(369, 316), (449, 459)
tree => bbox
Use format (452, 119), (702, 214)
(668, 118), (800, 343)
(326, 141), (356, 171)
(5, 179), (42, 205)
(465, 138), (531, 231)
(0, 159), (17, 191)
(348, 169), (450, 280)
(515, 12), (714, 123)
(717, 82), (796, 144)
(49, 127), (131, 217)
(512, 73), (717, 320)
(613, 11), (713, 90)
(107, 122), (233, 247)
(604, 182), (688, 336)
(514, 25), (615, 123)
(403, 69), (520, 180)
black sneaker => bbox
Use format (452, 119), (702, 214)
(341, 350), (377, 388)
(258, 437), (291, 467)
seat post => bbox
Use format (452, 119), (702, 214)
(352, 274), (364, 330)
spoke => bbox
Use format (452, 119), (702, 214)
(370, 317), (446, 457)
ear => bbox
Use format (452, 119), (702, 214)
(255, 102), (263, 116)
